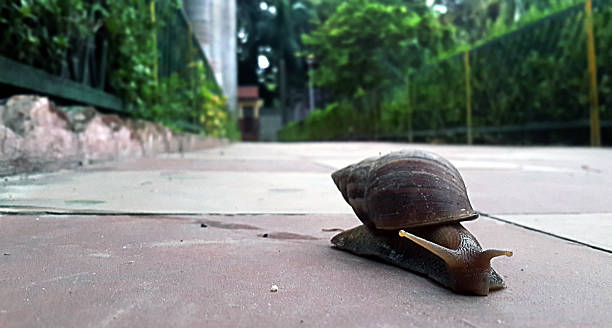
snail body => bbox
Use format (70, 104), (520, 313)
(331, 150), (512, 296)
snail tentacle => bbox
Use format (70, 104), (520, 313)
(399, 229), (461, 268)
(481, 249), (513, 261)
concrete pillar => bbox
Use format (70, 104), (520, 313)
(184, 0), (237, 114)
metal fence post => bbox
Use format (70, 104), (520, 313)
(464, 50), (473, 145)
(150, 1), (159, 87)
(585, 0), (601, 146)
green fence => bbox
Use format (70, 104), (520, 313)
(403, 0), (610, 146)
(281, 0), (612, 146)
(0, 0), (225, 134)
(0, 0), (120, 110)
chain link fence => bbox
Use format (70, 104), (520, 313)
(281, 0), (612, 145)
(398, 0), (611, 145)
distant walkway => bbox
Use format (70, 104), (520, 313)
(1, 142), (612, 327)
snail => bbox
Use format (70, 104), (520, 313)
(330, 150), (512, 296)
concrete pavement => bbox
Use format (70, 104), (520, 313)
(1, 142), (612, 327)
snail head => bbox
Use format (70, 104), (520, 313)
(399, 230), (512, 296)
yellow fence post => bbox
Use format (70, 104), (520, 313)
(464, 50), (473, 145)
(585, 0), (601, 146)
(150, 1), (159, 87)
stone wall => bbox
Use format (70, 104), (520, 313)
(0, 95), (227, 176)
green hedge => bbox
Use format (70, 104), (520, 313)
(0, 0), (238, 139)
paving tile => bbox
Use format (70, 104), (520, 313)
(0, 171), (347, 214)
(87, 157), (334, 173)
(3, 143), (612, 216)
(1, 214), (611, 327)
(1, 142), (612, 327)
(491, 213), (612, 252)
(463, 169), (612, 215)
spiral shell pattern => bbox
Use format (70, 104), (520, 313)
(331, 150), (478, 230)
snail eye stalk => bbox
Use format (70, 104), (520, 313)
(399, 230), (460, 268)
(482, 249), (513, 260)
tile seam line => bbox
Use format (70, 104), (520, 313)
(2, 208), (611, 217)
(2, 207), (611, 254)
(484, 211), (612, 215)
(0, 208), (308, 217)
(479, 211), (612, 255)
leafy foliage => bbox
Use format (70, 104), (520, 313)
(0, 0), (105, 74)
(104, 0), (176, 107)
(288, 0), (454, 137)
(0, 0), (237, 139)
(303, 0), (453, 99)
(433, 0), (582, 44)
(280, 0), (612, 145)
(139, 63), (239, 139)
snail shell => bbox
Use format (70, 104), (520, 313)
(331, 150), (477, 230)
(331, 150), (512, 296)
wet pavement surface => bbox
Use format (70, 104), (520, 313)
(1, 142), (612, 327)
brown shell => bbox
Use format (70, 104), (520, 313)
(331, 150), (477, 230)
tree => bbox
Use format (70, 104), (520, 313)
(307, 0), (344, 22)
(237, 0), (315, 121)
(303, 0), (453, 100)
